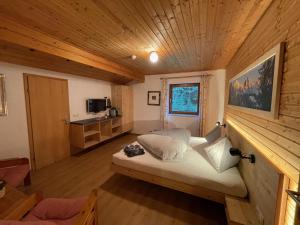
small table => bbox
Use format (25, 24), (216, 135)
(0, 186), (28, 219)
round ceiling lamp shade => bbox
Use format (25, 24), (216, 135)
(149, 51), (159, 63)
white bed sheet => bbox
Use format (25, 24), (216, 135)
(113, 138), (247, 198)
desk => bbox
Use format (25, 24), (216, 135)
(70, 116), (124, 154)
(0, 186), (27, 219)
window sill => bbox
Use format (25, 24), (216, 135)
(168, 113), (199, 117)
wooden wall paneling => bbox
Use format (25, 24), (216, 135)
(225, 1), (300, 224)
(227, 112), (300, 169)
(0, 0), (273, 75)
(227, 109), (300, 147)
(0, 16), (143, 82)
(227, 124), (282, 225)
(226, 114), (299, 183)
(214, 0), (273, 68)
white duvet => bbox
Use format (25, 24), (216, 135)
(137, 134), (188, 161)
(113, 138), (248, 198)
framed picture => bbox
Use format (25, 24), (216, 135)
(147, 91), (160, 106)
(228, 42), (284, 119)
(0, 74), (7, 116)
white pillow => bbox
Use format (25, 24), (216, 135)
(204, 137), (240, 173)
(151, 128), (191, 144)
(137, 134), (187, 161)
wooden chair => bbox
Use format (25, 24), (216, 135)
(4, 189), (98, 225)
(0, 157), (31, 187)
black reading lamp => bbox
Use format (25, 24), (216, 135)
(216, 121), (226, 128)
(229, 148), (256, 163)
(286, 190), (300, 209)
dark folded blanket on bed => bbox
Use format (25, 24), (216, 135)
(124, 144), (145, 157)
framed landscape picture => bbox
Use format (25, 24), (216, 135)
(228, 43), (284, 119)
(147, 91), (160, 106)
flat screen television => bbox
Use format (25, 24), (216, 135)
(86, 99), (106, 113)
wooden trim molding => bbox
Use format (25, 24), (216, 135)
(0, 16), (144, 82)
(23, 75), (35, 171)
(275, 174), (290, 225)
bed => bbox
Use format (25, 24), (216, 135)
(112, 134), (248, 204)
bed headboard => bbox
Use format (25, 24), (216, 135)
(226, 124), (288, 225)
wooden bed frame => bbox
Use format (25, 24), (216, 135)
(111, 162), (226, 204)
(112, 163), (290, 225)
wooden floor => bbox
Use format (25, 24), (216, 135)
(25, 134), (227, 225)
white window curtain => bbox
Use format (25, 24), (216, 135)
(160, 78), (168, 129)
(198, 75), (210, 137)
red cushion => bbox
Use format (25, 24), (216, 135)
(0, 164), (30, 187)
(23, 215), (75, 225)
(25, 197), (87, 220)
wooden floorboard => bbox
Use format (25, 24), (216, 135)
(24, 134), (227, 225)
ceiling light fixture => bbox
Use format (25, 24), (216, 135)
(149, 51), (159, 63)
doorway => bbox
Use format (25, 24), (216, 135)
(24, 74), (70, 170)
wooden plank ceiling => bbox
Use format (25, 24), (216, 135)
(0, 0), (273, 82)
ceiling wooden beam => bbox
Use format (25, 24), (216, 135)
(0, 16), (144, 81)
(0, 40), (132, 84)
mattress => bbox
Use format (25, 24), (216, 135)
(113, 139), (248, 198)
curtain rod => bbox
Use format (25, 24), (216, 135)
(160, 74), (212, 80)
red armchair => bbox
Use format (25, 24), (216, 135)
(3, 189), (98, 225)
(0, 158), (31, 187)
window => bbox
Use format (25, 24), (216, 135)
(169, 83), (200, 115)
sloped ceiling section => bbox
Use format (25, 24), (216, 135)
(0, 0), (273, 82)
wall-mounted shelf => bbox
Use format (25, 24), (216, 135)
(70, 116), (124, 154)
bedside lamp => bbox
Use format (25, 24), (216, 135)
(230, 148), (255, 163)
(216, 121), (226, 128)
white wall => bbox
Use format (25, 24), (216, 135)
(0, 62), (111, 159)
(132, 70), (225, 136)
